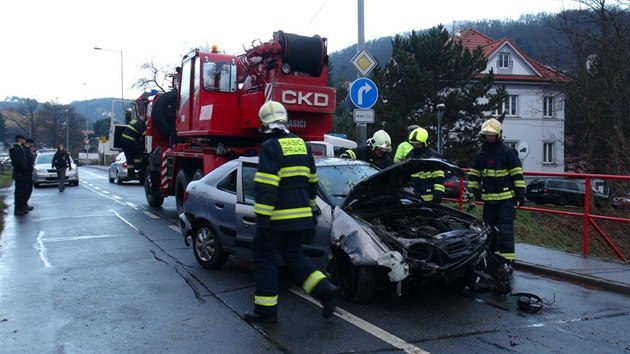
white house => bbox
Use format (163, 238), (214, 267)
(458, 29), (569, 173)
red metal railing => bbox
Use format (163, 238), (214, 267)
(450, 171), (630, 263)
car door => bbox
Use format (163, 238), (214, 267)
(234, 162), (258, 260)
(198, 166), (239, 251)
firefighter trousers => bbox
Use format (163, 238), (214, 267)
(482, 200), (516, 262)
(252, 228), (331, 316)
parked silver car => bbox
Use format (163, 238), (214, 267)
(33, 152), (79, 188)
(179, 157), (491, 303)
(108, 152), (141, 184)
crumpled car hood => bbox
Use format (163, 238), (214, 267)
(341, 158), (464, 209)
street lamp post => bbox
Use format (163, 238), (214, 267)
(436, 103), (445, 155)
(64, 109), (69, 149)
(93, 47), (124, 100)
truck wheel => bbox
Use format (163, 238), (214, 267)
(329, 253), (376, 304)
(175, 169), (191, 215)
(144, 171), (164, 207)
(193, 221), (229, 269)
(151, 90), (177, 137)
(192, 169), (204, 181)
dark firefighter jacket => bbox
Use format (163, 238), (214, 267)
(405, 146), (445, 202)
(121, 118), (146, 151)
(468, 142), (525, 203)
(342, 145), (393, 170)
(254, 132), (318, 232)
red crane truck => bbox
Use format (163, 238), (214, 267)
(120, 31), (336, 213)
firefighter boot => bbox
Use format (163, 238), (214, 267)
(243, 311), (278, 324)
(313, 281), (338, 319)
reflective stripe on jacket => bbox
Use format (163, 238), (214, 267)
(468, 142), (525, 202)
(405, 147), (445, 201)
(254, 133), (318, 232)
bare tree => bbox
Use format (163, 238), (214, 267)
(555, 0), (630, 174)
(132, 60), (176, 93)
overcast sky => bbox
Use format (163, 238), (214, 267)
(1, 0), (577, 104)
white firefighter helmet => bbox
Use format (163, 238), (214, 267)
(480, 118), (502, 136)
(258, 100), (289, 134)
(408, 127), (429, 145)
(368, 130), (392, 152)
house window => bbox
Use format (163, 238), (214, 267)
(543, 143), (554, 163)
(543, 96), (554, 117)
(496, 95), (518, 117)
(505, 141), (518, 150)
(497, 53), (512, 68)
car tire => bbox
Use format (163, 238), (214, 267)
(329, 252), (376, 304)
(151, 90), (177, 137)
(175, 169), (191, 215)
(71, 181), (79, 186)
(144, 170), (164, 207)
(109, 174), (114, 183)
(192, 221), (229, 269)
(116, 172), (123, 185)
(557, 196), (567, 206)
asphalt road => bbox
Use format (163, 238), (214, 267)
(1, 166), (629, 353)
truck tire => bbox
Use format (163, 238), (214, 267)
(192, 169), (204, 181)
(151, 90), (177, 137)
(144, 171), (164, 207)
(175, 169), (191, 215)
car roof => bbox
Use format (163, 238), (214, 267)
(237, 155), (371, 168)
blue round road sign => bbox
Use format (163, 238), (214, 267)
(349, 78), (378, 109)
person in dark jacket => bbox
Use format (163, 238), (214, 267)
(468, 118), (525, 293)
(9, 135), (29, 215)
(120, 114), (147, 179)
(341, 130), (393, 169)
(23, 138), (35, 210)
(244, 100), (337, 324)
(51, 144), (72, 192)
(405, 127), (445, 203)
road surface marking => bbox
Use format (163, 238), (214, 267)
(44, 234), (129, 242)
(102, 190), (110, 194)
(289, 287), (429, 354)
(80, 169), (107, 179)
(168, 225), (180, 233)
(112, 195), (122, 200)
(126, 202), (138, 209)
(143, 211), (159, 219)
(111, 209), (139, 231)
(35, 231), (52, 268)
(94, 186), (101, 190)
(34, 213), (115, 222)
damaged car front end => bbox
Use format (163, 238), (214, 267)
(326, 159), (492, 303)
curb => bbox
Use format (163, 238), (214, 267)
(514, 260), (630, 296)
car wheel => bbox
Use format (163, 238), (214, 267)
(71, 181), (79, 186)
(116, 172), (123, 185)
(108, 173), (114, 183)
(557, 196), (567, 206)
(192, 221), (228, 269)
(329, 252), (376, 304)
(144, 171), (164, 207)
(175, 169), (191, 215)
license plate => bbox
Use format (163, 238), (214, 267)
(530, 188), (539, 193)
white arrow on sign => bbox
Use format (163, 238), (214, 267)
(357, 83), (372, 106)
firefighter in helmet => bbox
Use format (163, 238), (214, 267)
(468, 118), (525, 293)
(244, 100), (337, 323)
(120, 107), (147, 180)
(393, 124), (420, 163)
(405, 127), (445, 203)
(341, 130), (393, 169)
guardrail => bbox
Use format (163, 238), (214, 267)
(449, 171), (630, 263)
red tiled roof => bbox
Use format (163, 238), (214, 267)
(457, 28), (570, 83)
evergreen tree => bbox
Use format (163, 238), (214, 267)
(371, 25), (506, 166)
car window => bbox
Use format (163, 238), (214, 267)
(217, 170), (237, 194)
(567, 181), (580, 191)
(546, 180), (562, 189)
(242, 165), (257, 204)
(317, 164), (379, 206)
(35, 153), (54, 164)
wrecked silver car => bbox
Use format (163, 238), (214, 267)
(179, 157), (491, 303)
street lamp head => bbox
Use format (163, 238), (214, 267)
(437, 103), (445, 110)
